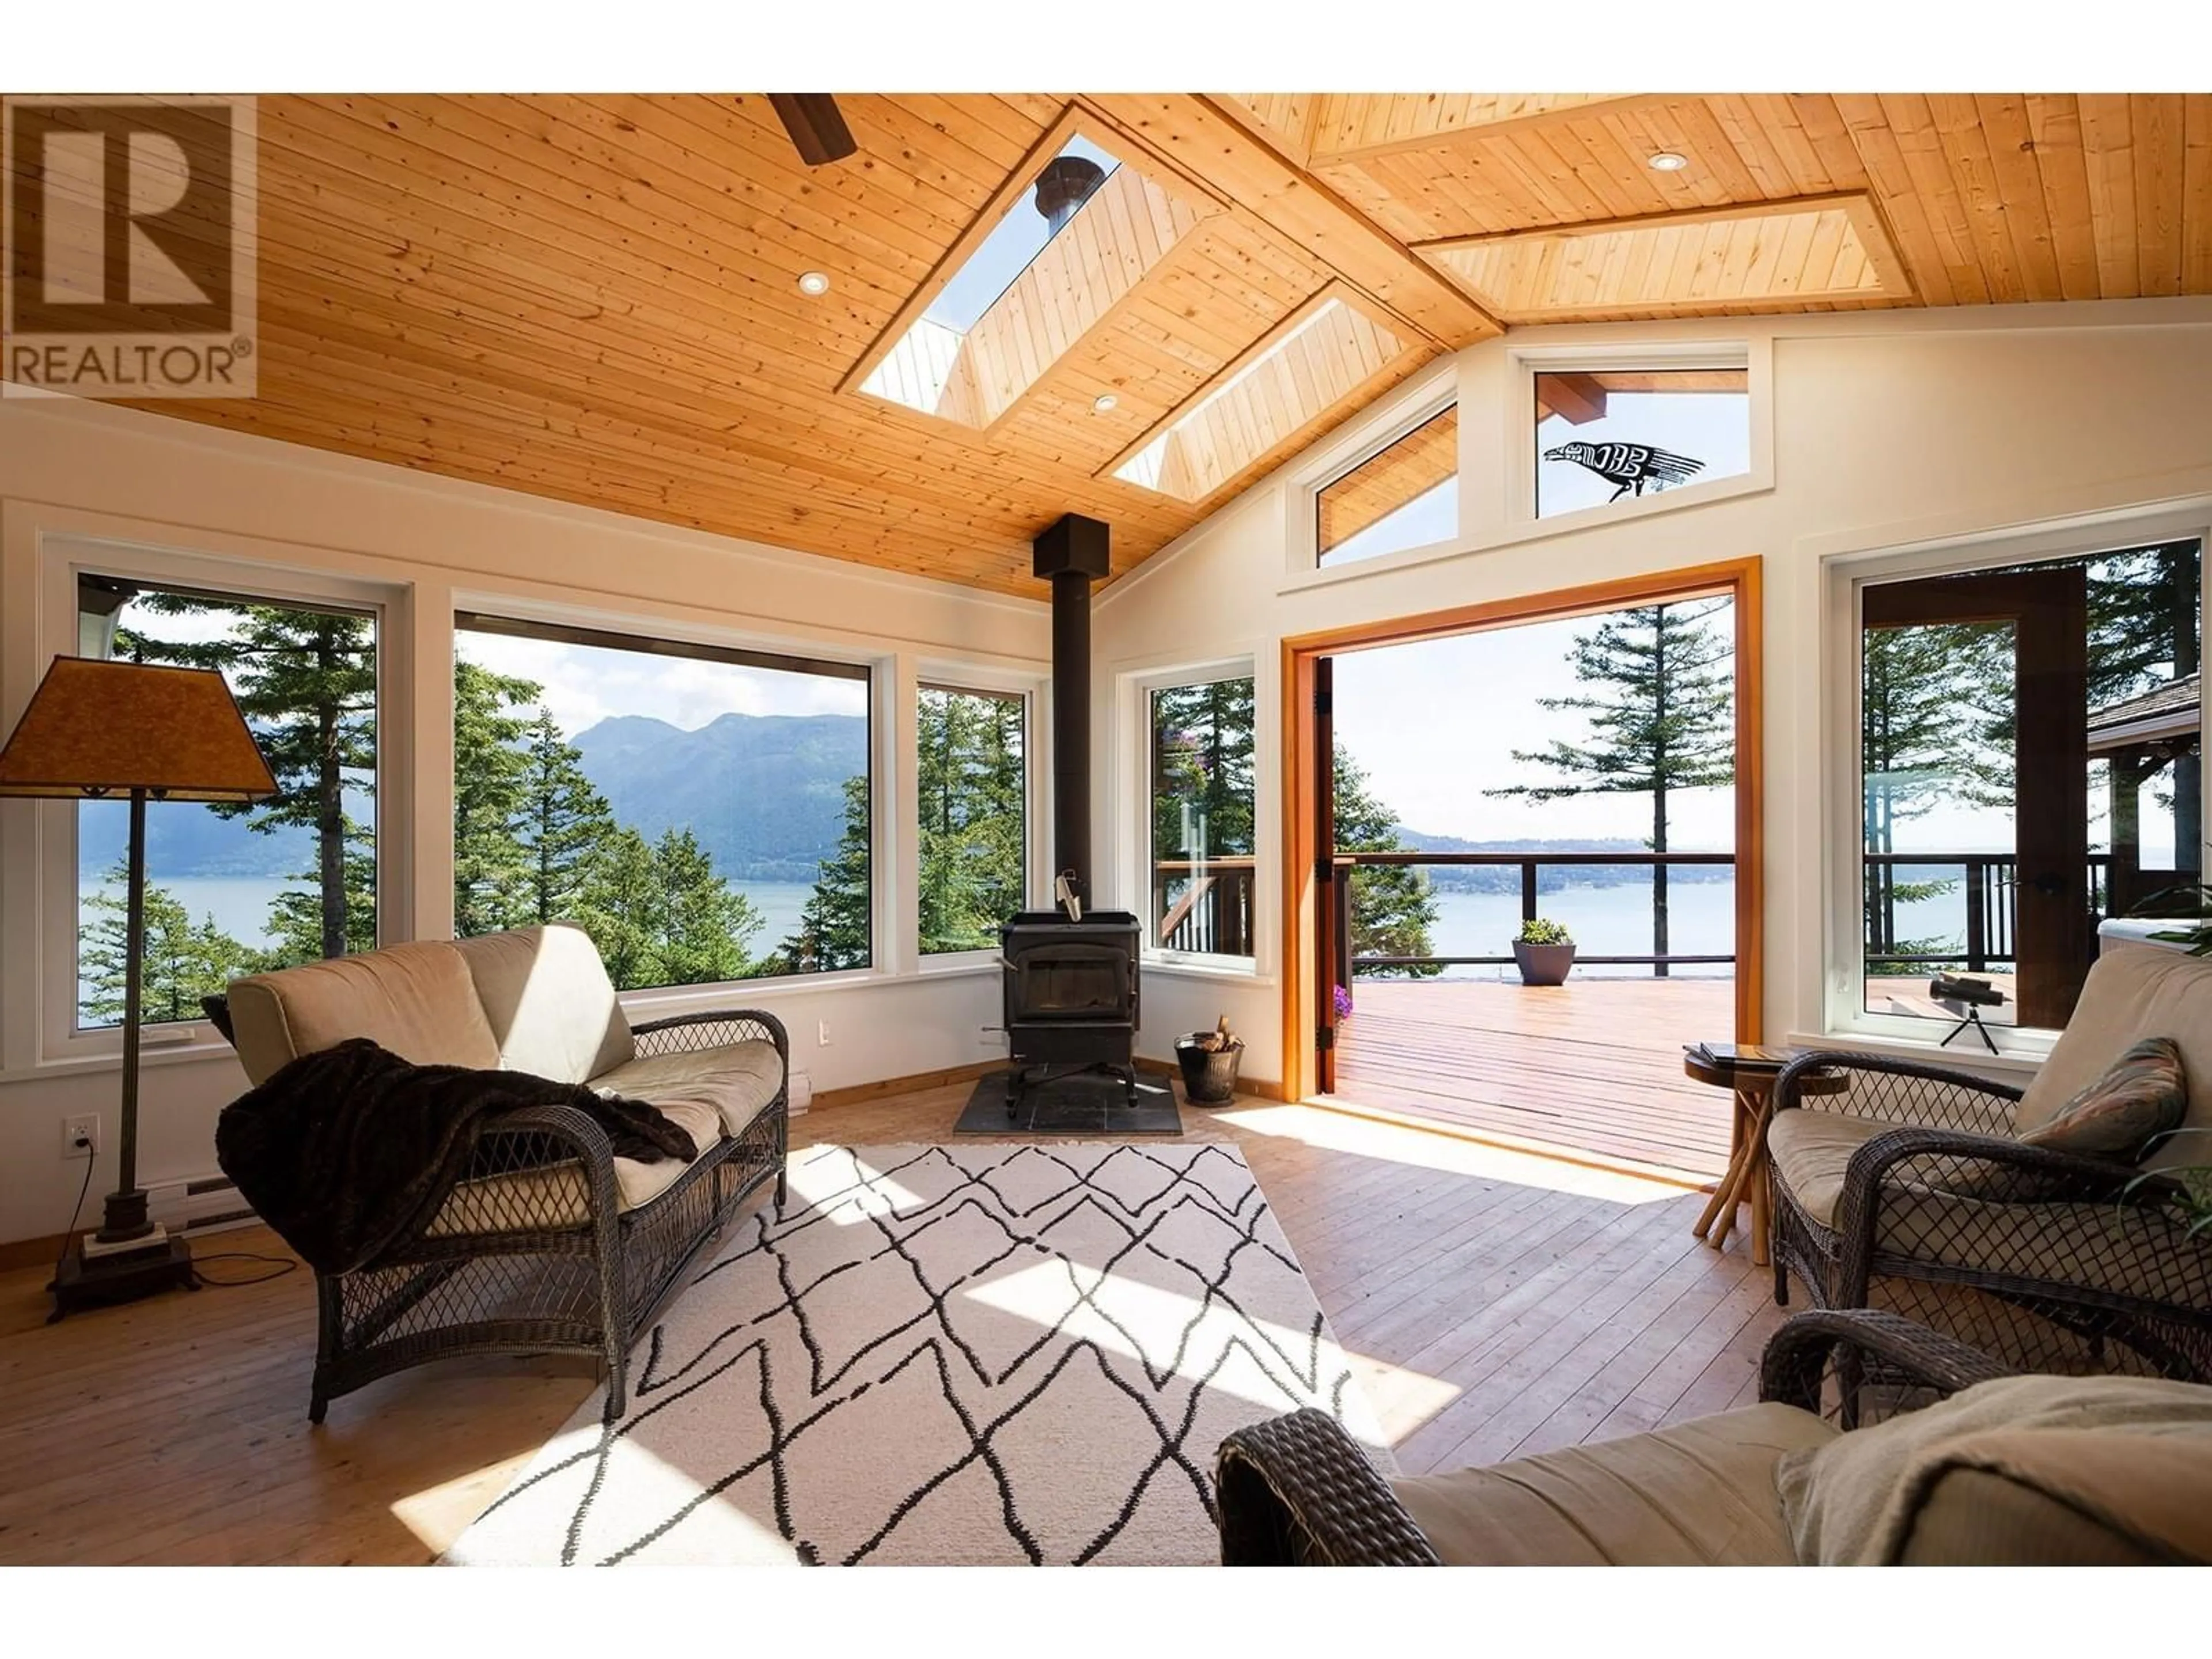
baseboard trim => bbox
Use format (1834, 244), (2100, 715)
(809, 1060), (1003, 1112)
(0, 1232), (73, 1274)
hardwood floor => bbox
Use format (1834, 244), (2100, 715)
(0, 1081), (1783, 1565)
(1333, 976), (1738, 1180)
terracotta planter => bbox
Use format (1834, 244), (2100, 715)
(1512, 941), (1577, 986)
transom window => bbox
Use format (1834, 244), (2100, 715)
(452, 613), (873, 990)
(1534, 366), (1749, 519)
(1317, 404), (1459, 568)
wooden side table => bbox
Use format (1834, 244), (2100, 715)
(1684, 1046), (1846, 1266)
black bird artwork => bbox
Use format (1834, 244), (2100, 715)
(1542, 441), (1705, 501)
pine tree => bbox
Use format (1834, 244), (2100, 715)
(579, 825), (660, 990)
(452, 658), (540, 936)
(517, 706), (612, 924)
(119, 596), (376, 963)
(1150, 677), (1257, 866)
(781, 775), (873, 972)
(1333, 743), (1440, 979)
(79, 861), (253, 1026)
(917, 688), (1024, 952)
(1861, 621), (2014, 971)
(649, 827), (763, 985)
(1486, 602), (1734, 975)
(262, 814), (378, 964)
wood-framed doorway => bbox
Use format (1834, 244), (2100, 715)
(1279, 556), (1766, 1109)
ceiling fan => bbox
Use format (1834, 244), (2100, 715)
(768, 94), (857, 166)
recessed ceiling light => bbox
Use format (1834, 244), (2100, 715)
(1092, 392), (1119, 414)
(1647, 151), (1689, 172)
(797, 271), (831, 296)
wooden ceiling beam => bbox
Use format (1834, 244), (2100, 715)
(1536, 371), (1609, 425)
(1077, 93), (1503, 349)
(1312, 93), (1669, 167)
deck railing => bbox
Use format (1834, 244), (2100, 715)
(1153, 855), (1256, 956)
(1330, 850), (1737, 976)
(1863, 852), (2115, 973)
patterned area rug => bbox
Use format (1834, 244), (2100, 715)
(445, 1142), (1385, 1566)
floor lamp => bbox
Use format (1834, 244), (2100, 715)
(0, 657), (277, 1320)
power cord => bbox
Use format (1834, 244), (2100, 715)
(190, 1253), (299, 1288)
(50, 1150), (97, 1291)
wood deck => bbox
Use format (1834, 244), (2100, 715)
(0, 1081), (1785, 1565)
(1332, 976), (1739, 1181)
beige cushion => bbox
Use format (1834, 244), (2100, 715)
(1767, 1107), (2212, 1302)
(423, 1097), (724, 1236)
(1778, 1373), (2212, 1565)
(589, 1042), (785, 1139)
(225, 940), (499, 1086)
(2018, 945), (2212, 1171)
(1898, 1459), (2168, 1566)
(452, 925), (633, 1084)
(1390, 1402), (1832, 1565)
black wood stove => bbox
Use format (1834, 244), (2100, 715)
(999, 511), (1143, 1115)
(1000, 909), (1141, 1111)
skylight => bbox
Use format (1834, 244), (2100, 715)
(857, 131), (1196, 430)
(1111, 293), (1414, 503)
(924, 136), (1119, 334)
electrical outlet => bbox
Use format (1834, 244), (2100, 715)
(63, 1113), (100, 1160)
(817, 1020), (832, 1047)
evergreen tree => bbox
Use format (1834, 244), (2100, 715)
(119, 596), (376, 963)
(1861, 621), (2014, 971)
(262, 815), (378, 965)
(1150, 677), (1257, 865)
(1333, 744), (1440, 979)
(917, 688), (1024, 952)
(452, 658), (540, 935)
(1486, 602), (1734, 975)
(579, 825), (660, 990)
(649, 827), (763, 985)
(79, 861), (253, 1025)
(517, 706), (612, 925)
(781, 775), (873, 973)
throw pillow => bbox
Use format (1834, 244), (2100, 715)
(2016, 1036), (2187, 1161)
(1776, 1372), (2212, 1565)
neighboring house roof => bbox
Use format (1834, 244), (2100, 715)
(2088, 672), (2201, 754)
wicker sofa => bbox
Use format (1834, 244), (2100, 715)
(213, 923), (787, 1423)
(1766, 944), (2212, 1384)
(1215, 1310), (2212, 1565)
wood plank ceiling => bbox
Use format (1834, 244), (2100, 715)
(51, 91), (2212, 597)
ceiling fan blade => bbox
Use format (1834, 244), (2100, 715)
(768, 94), (857, 166)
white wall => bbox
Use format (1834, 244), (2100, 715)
(0, 396), (1050, 1245)
(1092, 298), (2212, 1088)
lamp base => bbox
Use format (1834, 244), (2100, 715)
(47, 1233), (195, 1324)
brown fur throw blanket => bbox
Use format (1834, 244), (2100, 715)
(216, 1037), (698, 1275)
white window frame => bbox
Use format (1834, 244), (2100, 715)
(912, 662), (1047, 973)
(1817, 501), (2212, 1059)
(1279, 358), (1461, 589)
(1122, 655), (1264, 976)
(22, 531), (406, 1069)
(1509, 338), (1771, 533)
(450, 592), (895, 1008)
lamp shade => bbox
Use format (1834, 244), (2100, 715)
(0, 657), (278, 801)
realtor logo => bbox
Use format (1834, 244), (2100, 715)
(3, 94), (257, 399)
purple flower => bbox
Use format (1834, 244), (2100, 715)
(1332, 983), (1354, 1021)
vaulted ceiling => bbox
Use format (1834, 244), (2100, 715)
(85, 93), (2212, 597)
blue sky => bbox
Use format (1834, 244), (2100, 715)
(456, 628), (866, 738)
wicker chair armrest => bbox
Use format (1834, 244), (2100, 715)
(627, 1007), (790, 1066)
(1776, 1050), (2022, 1132)
(427, 1101), (623, 1240)
(1759, 1309), (2017, 1413)
(1215, 1408), (1440, 1566)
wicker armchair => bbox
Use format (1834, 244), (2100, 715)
(1766, 948), (2212, 1386)
(1215, 1310), (2014, 1566)
(213, 926), (789, 1422)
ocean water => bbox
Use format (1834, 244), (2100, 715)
(75, 875), (821, 1020)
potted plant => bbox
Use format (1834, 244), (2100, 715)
(1512, 917), (1577, 986)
